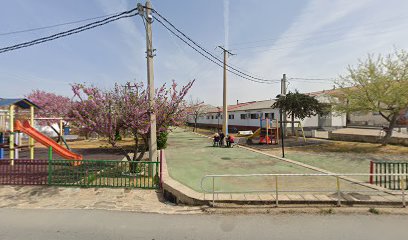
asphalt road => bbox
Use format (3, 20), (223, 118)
(0, 209), (407, 240)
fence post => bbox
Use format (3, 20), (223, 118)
(212, 176), (215, 207)
(369, 161), (374, 184)
(336, 176), (341, 207)
(275, 176), (279, 207)
(47, 146), (52, 185)
(160, 150), (163, 189)
(401, 177), (406, 208)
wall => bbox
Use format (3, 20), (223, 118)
(188, 107), (346, 130)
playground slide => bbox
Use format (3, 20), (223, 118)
(248, 128), (261, 139)
(14, 120), (82, 161)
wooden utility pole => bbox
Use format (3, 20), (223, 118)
(140, 1), (157, 162)
(218, 46), (234, 140)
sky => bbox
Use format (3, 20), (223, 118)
(1, 0), (408, 106)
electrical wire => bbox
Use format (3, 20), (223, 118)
(0, 8), (139, 54)
(152, 15), (274, 85)
(0, 12), (123, 37)
(228, 13), (408, 48)
(150, 8), (280, 84)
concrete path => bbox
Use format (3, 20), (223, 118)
(1, 209), (407, 240)
(333, 128), (408, 138)
(0, 185), (202, 214)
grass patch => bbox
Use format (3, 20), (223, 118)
(368, 207), (380, 214)
(319, 208), (335, 215)
(289, 141), (408, 155)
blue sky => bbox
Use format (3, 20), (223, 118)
(1, 0), (408, 105)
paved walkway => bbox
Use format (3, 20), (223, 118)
(333, 128), (408, 138)
(0, 186), (202, 214)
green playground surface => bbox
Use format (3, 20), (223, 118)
(284, 149), (408, 182)
(165, 128), (371, 193)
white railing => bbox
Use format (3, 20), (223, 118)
(200, 173), (407, 207)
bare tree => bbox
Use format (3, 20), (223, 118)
(187, 97), (208, 132)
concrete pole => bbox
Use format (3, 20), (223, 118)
(145, 0), (157, 162)
(222, 50), (228, 138)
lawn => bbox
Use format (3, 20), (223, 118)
(249, 140), (408, 181)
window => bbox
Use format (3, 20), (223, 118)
(240, 114), (246, 119)
(265, 113), (275, 119)
(206, 115), (210, 119)
(229, 114), (234, 119)
(250, 113), (259, 119)
(211, 115), (214, 119)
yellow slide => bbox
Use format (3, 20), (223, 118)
(248, 128), (261, 139)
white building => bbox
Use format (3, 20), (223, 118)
(188, 89), (347, 132)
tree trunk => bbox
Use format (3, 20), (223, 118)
(193, 117), (197, 132)
(49, 125), (62, 143)
(291, 113), (295, 136)
(381, 114), (398, 146)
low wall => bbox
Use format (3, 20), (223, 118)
(328, 132), (408, 146)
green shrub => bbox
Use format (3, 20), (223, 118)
(368, 207), (380, 214)
(157, 131), (168, 150)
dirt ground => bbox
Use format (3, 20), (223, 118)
(6, 146), (126, 161)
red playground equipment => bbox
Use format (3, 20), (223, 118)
(247, 118), (279, 145)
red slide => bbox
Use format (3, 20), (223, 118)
(14, 120), (83, 161)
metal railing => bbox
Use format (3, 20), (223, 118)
(49, 160), (160, 188)
(201, 173), (407, 207)
(0, 159), (160, 189)
(0, 159), (48, 185)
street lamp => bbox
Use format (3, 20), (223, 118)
(276, 94), (286, 158)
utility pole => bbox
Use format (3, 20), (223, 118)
(281, 73), (287, 136)
(218, 46), (234, 142)
(139, 1), (157, 162)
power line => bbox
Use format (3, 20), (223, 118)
(0, 8), (139, 54)
(289, 77), (336, 81)
(152, 15), (274, 85)
(0, 12), (123, 37)
(150, 8), (280, 84)
(228, 13), (408, 48)
(231, 24), (408, 54)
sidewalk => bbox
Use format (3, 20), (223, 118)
(0, 185), (202, 214)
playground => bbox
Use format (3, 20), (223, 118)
(165, 128), (376, 194)
(0, 98), (159, 189)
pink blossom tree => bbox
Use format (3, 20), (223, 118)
(71, 80), (194, 164)
(26, 90), (72, 142)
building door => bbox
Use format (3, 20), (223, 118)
(318, 113), (332, 128)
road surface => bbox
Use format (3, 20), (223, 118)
(0, 209), (406, 240)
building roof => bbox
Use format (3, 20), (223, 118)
(204, 99), (276, 114)
(0, 98), (39, 109)
(234, 100), (275, 111)
(202, 87), (341, 115)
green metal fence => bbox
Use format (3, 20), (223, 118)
(371, 161), (408, 190)
(48, 160), (160, 189)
